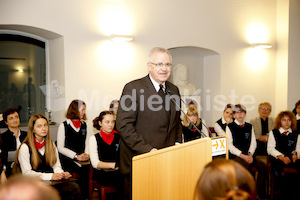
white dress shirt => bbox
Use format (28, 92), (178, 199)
(89, 134), (102, 169)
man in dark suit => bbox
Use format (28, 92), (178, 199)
(116, 47), (182, 199)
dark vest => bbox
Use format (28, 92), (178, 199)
(63, 121), (87, 154)
(228, 122), (252, 155)
(2, 129), (27, 151)
(217, 118), (227, 131)
(2, 130), (27, 165)
(95, 133), (119, 162)
(25, 143), (53, 173)
(272, 129), (298, 156)
(182, 123), (203, 142)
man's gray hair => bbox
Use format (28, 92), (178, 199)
(258, 102), (272, 111)
(148, 47), (172, 63)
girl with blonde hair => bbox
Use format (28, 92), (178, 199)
(182, 104), (209, 142)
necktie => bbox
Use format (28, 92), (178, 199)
(158, 84), (165, 96)
(284, 131), (288, 136)
(239, 124), (244, 128)
(157, 84), (170, 125)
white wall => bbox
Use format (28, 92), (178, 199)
(288, 0), (300, 110)
(0, 0), (298, 136)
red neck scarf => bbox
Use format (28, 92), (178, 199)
(34, 138), (45, 150)
(100, 129), (117, 145)
(71, 119), (81, 128)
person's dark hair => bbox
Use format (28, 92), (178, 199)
(93, 111), (114, 130)
(65, 100), (86, 120)
(3, 108), (19, 122)
(274, 110), (297, 131)
(196, 158), (256, 200)
(293, 100), (300, 116)
(109, 99), (119, 111)
(232, 104), (246, 113)
(295, 100), (300, 108)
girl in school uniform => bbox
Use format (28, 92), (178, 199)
(16, 114), (71, 181)
(57, 99), (90, 199)
(182, 104), (210, 142)
(89, 111), (122, 198)
(267, 110), (300, 198)
(214, 104), (233, 136)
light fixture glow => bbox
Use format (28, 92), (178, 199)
(244, 48), (268, 71)
(252, 43), (272, 49)
(108, 34), (134, 42)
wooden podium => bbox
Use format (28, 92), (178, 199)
(132, 137), (212, 200)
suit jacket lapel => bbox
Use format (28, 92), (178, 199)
(165, 82), (178, 133)
(257, 117), (262, 135)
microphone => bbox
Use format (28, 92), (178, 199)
(165, 87), (211, 138)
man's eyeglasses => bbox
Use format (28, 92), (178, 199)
(150, 62), (172, 68)
(260, 107), (270, 111)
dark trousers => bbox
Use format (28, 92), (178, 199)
(94, 169), (124, 199)
(53, 181), (82, 200)
(124, 173), (131, 200)
(59, 154), (90, 199)
(270, 156), (300, 199)
(254, 155), (268, 198)
(230, 154), (268, 197)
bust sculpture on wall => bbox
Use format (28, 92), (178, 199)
(173, 63), (196, 95)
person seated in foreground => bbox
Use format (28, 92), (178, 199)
(0, 174), (60, 200)
(196, 158), (256, 200)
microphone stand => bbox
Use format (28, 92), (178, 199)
(165, 88), (210, 138)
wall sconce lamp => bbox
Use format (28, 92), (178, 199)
(251, 43), (272, 49)
(108, 34), (134, 42)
